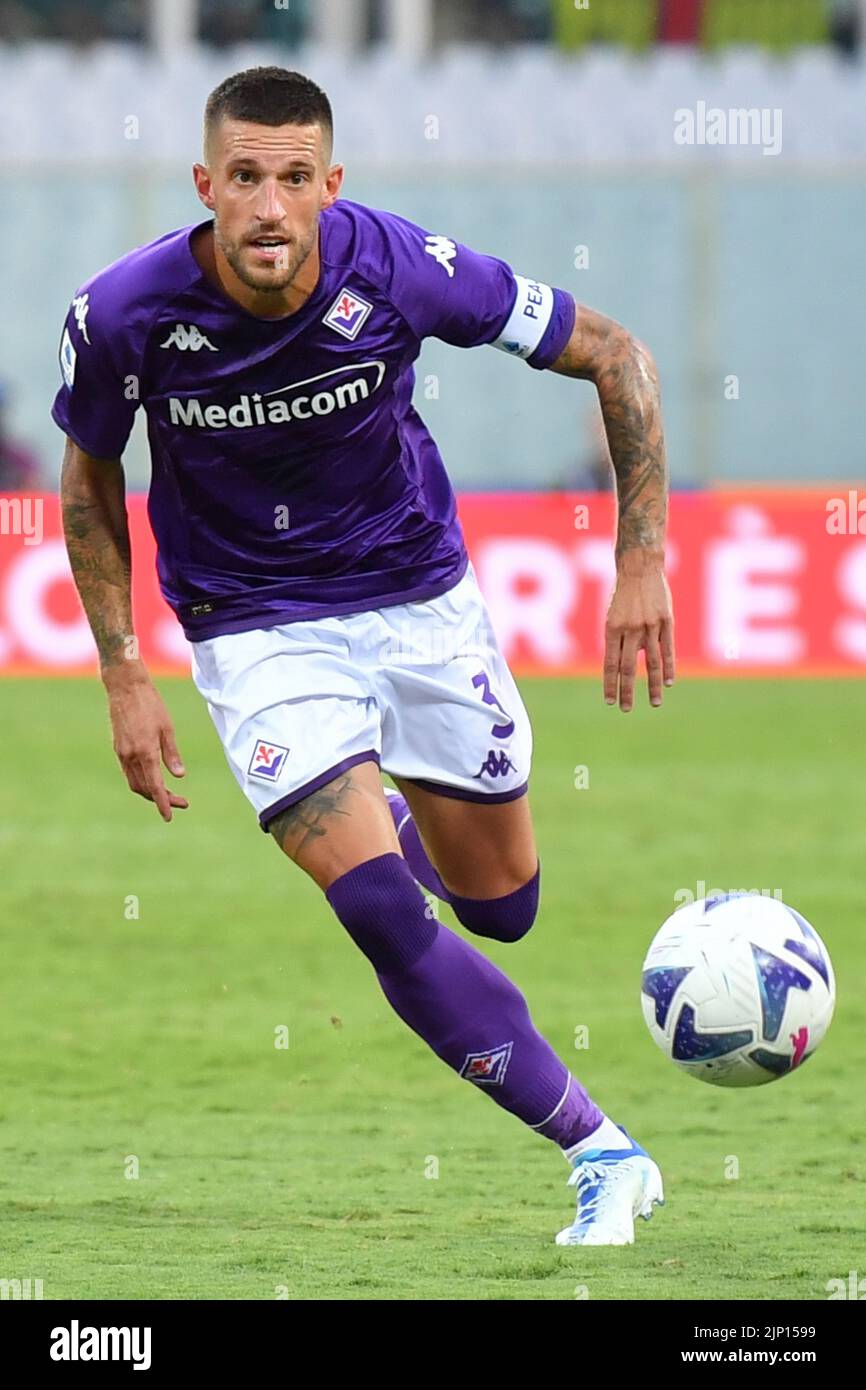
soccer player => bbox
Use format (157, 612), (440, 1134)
(54, 67), (674, 1245)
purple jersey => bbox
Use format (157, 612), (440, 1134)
(51, 200), (574, 640)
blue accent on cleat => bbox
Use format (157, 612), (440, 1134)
(555, 1125), (665, 1246)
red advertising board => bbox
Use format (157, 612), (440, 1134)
(0, 489), (864, 676)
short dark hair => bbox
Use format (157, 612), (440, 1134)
(204, 67), (333, 159)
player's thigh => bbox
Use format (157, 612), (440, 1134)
(392, 778), (537, 899)
(266, 757), (399, 892)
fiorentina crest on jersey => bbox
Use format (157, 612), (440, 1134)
(459, 1040), (514, 1086)
(323, 286), (373, 340)
(248, 740), (290, 782)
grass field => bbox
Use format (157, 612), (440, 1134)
(1, 676), (863, 1301)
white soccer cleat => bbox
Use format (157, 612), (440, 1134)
(555, 1126), (664, 1246)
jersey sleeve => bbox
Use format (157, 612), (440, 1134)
(369, 208), (575, 370)
(50, 286), (140, 459)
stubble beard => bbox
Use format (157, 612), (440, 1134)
(215, 220), (317, 294)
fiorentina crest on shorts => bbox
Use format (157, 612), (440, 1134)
(323, 285), (373, 340)
(248, 740), (290, 782)
(459, 1041), (513, 1086)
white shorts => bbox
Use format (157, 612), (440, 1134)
(189, 562), (533, 831)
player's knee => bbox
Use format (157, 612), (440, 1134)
(325, 852), (437, 974)
(449, 862), (540, 943)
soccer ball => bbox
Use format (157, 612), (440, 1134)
(640, 894), (835, 1087)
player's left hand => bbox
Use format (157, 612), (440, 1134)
(604, 556), (675, 712)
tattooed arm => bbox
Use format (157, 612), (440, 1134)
(60, 436), (188, 819)
(60, 436), (134, 673)
(548, 302), (675, 711)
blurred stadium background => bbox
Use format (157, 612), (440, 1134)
(1, 0), (864, 673)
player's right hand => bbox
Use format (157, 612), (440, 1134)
(104, 667), (189, 822)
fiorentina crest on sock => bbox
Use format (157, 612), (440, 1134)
(459, 1041), (513, 1086)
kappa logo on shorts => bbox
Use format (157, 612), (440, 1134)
(323, 286), (373, 340)
(459, 1041), (513, 1087)
(475, 749), (515, 779)
(248, 740), (290, 782)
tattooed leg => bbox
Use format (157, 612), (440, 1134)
(266, 758), (400, 891)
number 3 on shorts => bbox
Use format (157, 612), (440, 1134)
(472, 670), (515, 740)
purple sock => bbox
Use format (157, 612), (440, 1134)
(325, 854), (603, 1148)
(387, 791), (453, 902)
(387, 792), (540, 944)
(449, 864), (540, 943)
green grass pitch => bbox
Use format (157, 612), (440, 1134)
(0, 676), (863, 1301)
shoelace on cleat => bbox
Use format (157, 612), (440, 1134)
(566, 1158), (635, 1224)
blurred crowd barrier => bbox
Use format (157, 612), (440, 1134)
(2, 42), (863, 162)
(1, 1), (861, 53)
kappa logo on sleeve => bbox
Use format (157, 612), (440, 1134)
(71, 293), (91, 344)
(248, 740), (290, 783)
(160, 323), (218, 352)
(459, 1041), (513, 1086)
(424, 234), (457, 278)
(323, 287), (373, 341)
